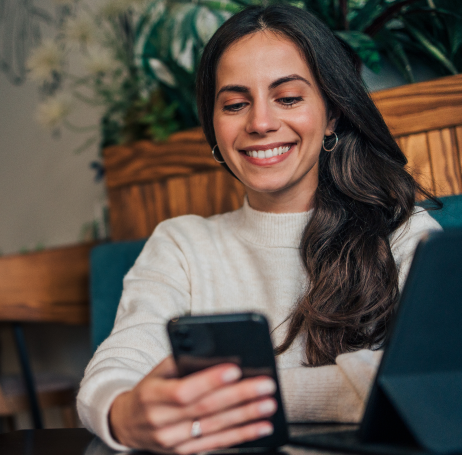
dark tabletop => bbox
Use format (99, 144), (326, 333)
(0, 424), (357, 455)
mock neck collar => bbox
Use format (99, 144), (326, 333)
(235, 198), (313, 248)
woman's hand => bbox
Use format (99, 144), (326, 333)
(109, 356), (277, 454)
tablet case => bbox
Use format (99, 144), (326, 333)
(360, 230), (462, 454)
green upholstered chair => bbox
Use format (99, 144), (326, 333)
(422, 194), (462, 230)
(90, 239), (147, 352)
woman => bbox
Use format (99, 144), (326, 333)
(77, 5), (441, 453)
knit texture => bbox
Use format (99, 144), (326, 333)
(77, 200), (441, 450)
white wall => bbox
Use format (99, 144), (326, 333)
(0, 75), (105, 256)
(0, 0), (102, 430)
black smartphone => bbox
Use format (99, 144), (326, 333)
(167, 312), (289, 449)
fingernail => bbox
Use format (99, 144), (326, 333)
(259, 424), (274, 437)
(256, 379), (276, 395)
(222, 366), (241, 383)
(259, 399), (276, 415)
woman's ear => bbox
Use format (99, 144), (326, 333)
(325, 108), (340, 135)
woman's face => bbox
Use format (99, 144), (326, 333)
(213, 31), (337, 213)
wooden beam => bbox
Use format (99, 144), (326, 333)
(0, 243), (93, 324)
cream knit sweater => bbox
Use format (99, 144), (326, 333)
(77, 200), (441, 450)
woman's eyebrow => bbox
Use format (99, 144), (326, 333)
(268, 74), (311, 90)
(216, 74), (310, 100)
(216, 85), (249, 100)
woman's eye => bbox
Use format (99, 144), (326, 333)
(278, 96), (303, 106)
(223, 103), (247, 112)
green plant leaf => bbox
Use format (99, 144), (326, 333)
(348, 0), (385, 32)
(375, 29), (415, 83)
(405, 21), (458, 74)
(196, 1), (243, 14)
(335, 31), (381, 73)
(303, 0), (337, 29)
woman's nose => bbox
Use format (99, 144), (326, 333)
(245, 102), (280, 135)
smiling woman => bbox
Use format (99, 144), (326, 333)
(213, 32), (336, 213)
(77, 5), (442, 454)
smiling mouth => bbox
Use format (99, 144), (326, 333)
(243, 144), (293, 159)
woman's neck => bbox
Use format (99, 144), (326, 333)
(246, 185), (316, 214)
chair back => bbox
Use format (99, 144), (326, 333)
(90, 239), (147, 352)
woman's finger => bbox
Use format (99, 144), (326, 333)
(199, 396), (277, 435)
(144, 375), (276, 427)
(149, 356), (178, 379)
(145, 363), (243, 406)
(175, 420), (274, 455)
(151, 396), (277, 448)
(186, 375), (276, 420)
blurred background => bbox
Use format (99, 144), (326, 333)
(0, 0), (460, 430)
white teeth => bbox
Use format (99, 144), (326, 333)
(245, 145), (291, 158)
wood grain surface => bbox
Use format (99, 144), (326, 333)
(105, 128), (246, 240)
(0, 243), (93, 324)
(104, 133), (217, 190)
(371, 74), (462, 137)
(108, 169), (245, 240)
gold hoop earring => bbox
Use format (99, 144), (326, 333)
(322, 132), (338, 152)
(212, 144), (225, 164)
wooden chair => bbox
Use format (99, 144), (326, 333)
(0, 243), (92, 430)
(103, 74), (462, 242)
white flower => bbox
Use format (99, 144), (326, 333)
(36, 94), (72, 129)
(83, 47), (119, 75)
(27, 39), (65, 83)
(148, 59), (176, 86)
(64, 15), (96, 45)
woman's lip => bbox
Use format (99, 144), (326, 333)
(241, 144), (295, 165)
(240, 142), (295, 152)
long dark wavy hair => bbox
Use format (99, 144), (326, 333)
(196, 5), (440, 366)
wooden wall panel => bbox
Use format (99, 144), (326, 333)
(427, 128), (462, 197)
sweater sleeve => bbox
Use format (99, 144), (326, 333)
(390, 208), (442, 290)
(279, 349), (383, 423)
(77, 222), (192, 450)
